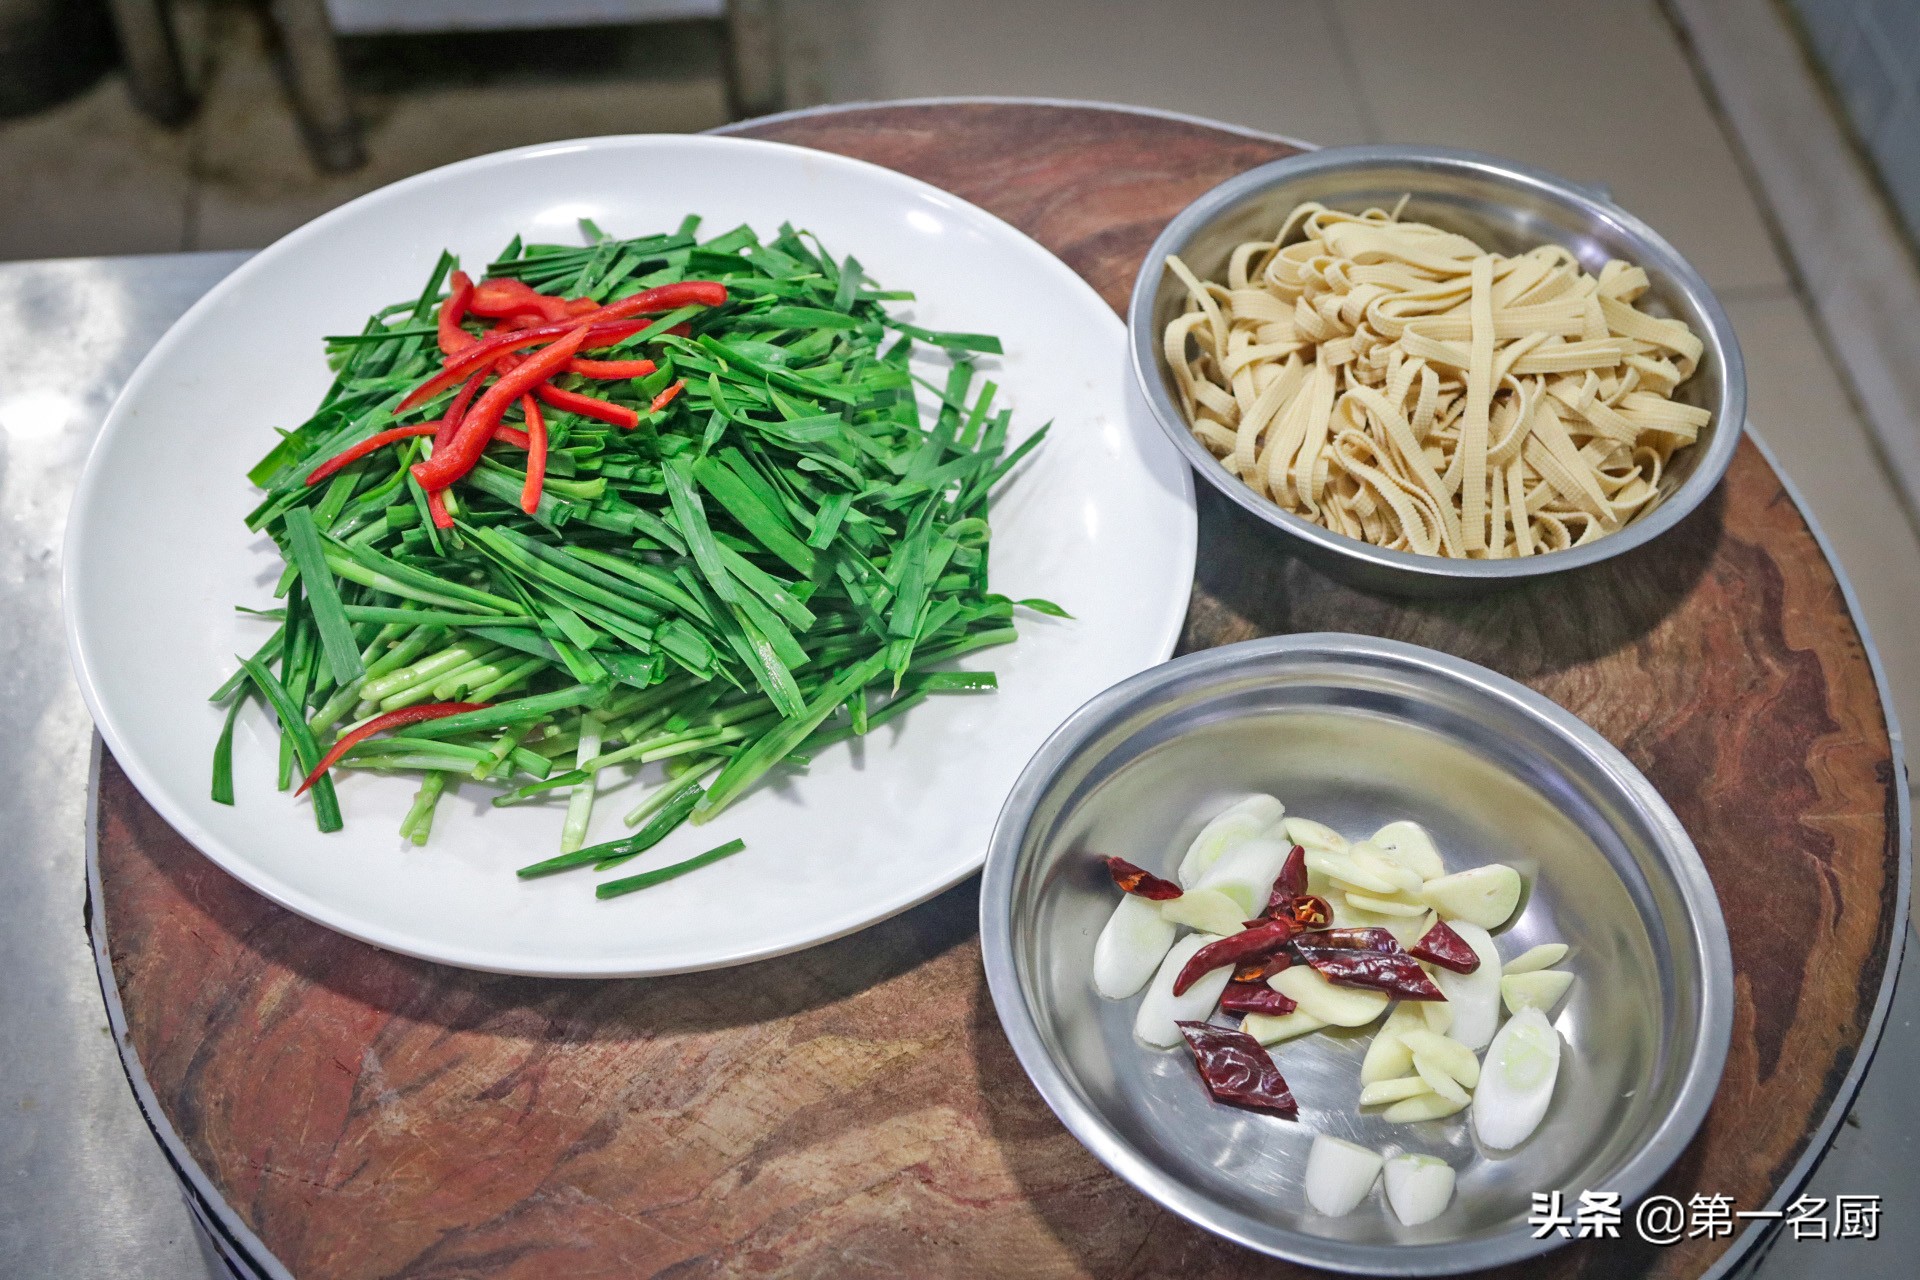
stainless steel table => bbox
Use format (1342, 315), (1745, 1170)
(1, 249), (1909, 1278)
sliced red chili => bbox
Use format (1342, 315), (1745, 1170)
(437, 270), (475, 355)
(428, 280), (722, 377)
(518, 393), (547, 516)
(536, 381), (641, 429)
(304, 423), (439, 486)
(469, 277), (571, 323)
(1408, 917), (1481, 973)
(1172, 916), (1298, 996)
(424, 369), (488, 529)
(296, 702), (490, 795)
(1175, 1021), (1298, 1117)
(590, 279), (727, 324)
(412, 326), (589, 490)
(1104, 856), (1182, 901)
(402, 318), (649, 412)
(1219, 982), (1297, 1017)
(567, 356), (657, 379)
(649, 379), (686, 413)
(1295, 946), (1447, 1001)
(491, 423), (530, 450)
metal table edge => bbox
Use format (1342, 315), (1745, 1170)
(84, 736), (295, 1280)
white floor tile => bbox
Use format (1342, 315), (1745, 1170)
(780, 0), (1374, 146)
(1331, 0), (1791, 293)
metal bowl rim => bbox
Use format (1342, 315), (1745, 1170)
(979, 632), (1735, 1274)
(1125, 143), (1747, 583)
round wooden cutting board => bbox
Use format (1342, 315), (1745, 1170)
(92, 102), (1906, 1280)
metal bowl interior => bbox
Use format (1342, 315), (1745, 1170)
(981, 636), (1732, 1273)
(1127, 146), (1746, 592)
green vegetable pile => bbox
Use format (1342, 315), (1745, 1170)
(213, 215), (1058, 899)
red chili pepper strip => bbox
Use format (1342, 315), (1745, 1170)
(1408, 917), (1481, 973)
(304, 423), (440, 487)
(1233, 953), (1291, 983)
(492, 423), (530, 449)
(518, 394), (547, 516)
(1104, 856), (1181, 901)
(649, 379), (686, 413)
(566, 356), (657, 379)
(469, 277), (571, 324)
(564, 297), (598, 317)
(1172, 916), (1298, 996)
(535, 381), (640, 429)
(296, 702), (490, 795)
(589, 279), (727, 325)
(1220, 982), (1298, 1017)
(1175, 1022), (1298, 1117)
(1295, 946), (1447, 1001)
(423, 370), (487, 529)
(413, 326), (589, 491)
(437, 270), (475, 355)
(428, 281), (721, 375)
(403, 317), (642, 413)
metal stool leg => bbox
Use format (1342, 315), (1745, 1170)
(263, 0), (363, 171)
(723, 0), (783, 119)
(105, 0), (194, 124)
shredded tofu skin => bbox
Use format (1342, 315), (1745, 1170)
(1162, 202), (1710, 558)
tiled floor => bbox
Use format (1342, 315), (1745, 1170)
(4, 0), (1916, 751)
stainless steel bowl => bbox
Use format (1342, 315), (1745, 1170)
(1127, 145), (1746, 594)
(980, 635), (1733, 1273)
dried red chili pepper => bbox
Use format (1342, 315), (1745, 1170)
(1408, 917), (1480, 974)
(1232, 953), (1291, 983)
(1273, 844), (1308, 899)
(1219, 982), (1297, 1017)
(1295, 946), (1447, 1000)
(1104, 856), (1182, 901)
(1172, 917), (1298, 996)
(1284, 893), (1333, 928)
(1306, 926), (1402, 953)
(1175, 1021), (1298, 1117)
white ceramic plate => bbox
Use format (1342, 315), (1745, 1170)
(63, 134), (1195, 977)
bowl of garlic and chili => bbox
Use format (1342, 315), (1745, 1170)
(1127, 144), (1744, 595)
(978, 633), (1732, 1271)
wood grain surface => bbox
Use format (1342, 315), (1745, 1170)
(94, 103), (1902, 1279)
